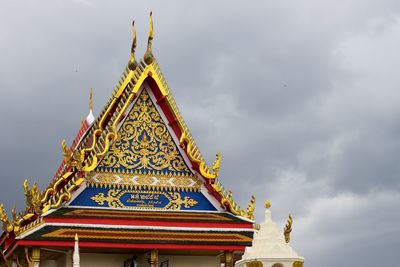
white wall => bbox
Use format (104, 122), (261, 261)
(41, 252), (221, 267)
(158, 255), (220, 267)
(80, 253), (219, 267)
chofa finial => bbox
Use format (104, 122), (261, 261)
(89, 88), (93, 112)
(128, 20), (138, 71)
(144, 11), (154, 65)
(86, 88), (95, 125)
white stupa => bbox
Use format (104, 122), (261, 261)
(235, 201), (304, 267)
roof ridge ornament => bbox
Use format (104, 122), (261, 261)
(0, 203), (13, 233)
(284, 213), (293, 243)
(128, 21), (138, 71)
(86, 88), (95, 125)
(23, 179), (42, 216)
(144, 11), (154, 65)
(89, 88), (93, 112)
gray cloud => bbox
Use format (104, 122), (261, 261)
(1, 0), (400, 266)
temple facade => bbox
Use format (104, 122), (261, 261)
(0, 13), (303, 267)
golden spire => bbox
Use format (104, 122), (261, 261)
(75, 233), (79, 241)
(89, 88), (93, 112)
(86, 87), (95, 125)
(144, 11), (155, 65)
(265, 199), (271, 209)
(128, 20), (138, 71)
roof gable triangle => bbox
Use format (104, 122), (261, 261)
(95, 87), (193, 178)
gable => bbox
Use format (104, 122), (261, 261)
(96, 88), (192, 177)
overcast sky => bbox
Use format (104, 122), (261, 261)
(1, 0), (400, 266)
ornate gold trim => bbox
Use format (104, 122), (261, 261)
(0, 204), (13, 233)
(212, 180), (255, 220)
(87, 172), (201, 192)
(180, 132), (221, 180)
(42, 177), (85, 213)
(16, 217), (44, 238)
(91, 189), (198, 210)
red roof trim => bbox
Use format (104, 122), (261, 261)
(44, 217), (253, 229)
(16, 240), (245, 252)
(0, 232), (6, 247)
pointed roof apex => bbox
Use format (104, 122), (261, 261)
(89, 87), (93, 112)
(86, 88), (95, 125)
(128, 20), (138, 71)
(144, 11), (154, 65)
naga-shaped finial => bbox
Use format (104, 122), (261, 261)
(144, 11), (154, 65)
(227, 190), (233, 200)
(246, 195), (256, 220)
(284, 213), (293, 243)
(212, 152), (222, 175)
(11, 205), (18, 221)
(61, 139), (83, 169)
(128, 20), (138, 70)
(61, 139), (70, 162)
(0, 204), (13, 233)
(24, 179), (33, 207)
(24, 180), (42, 215)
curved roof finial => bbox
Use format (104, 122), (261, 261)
(86, 88), (95, 125)
(89, 87), (93, 112)
(128, 21), (138, 71)
(144, 11), (154, 65)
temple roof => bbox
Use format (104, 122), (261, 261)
(0, 14), (255, 257)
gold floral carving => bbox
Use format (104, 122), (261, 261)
(91, 189), (198, 210)
(135, 176), (156, 185)
(87, 172), (201, 192)
(97, 90), (192, 177)
(172, 177), (193, 187)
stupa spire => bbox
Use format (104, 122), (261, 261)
(235, 200), (304, 267)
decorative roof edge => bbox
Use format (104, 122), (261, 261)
(0, 17), (255, 240)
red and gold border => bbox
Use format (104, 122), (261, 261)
(43, 228), (252, 243)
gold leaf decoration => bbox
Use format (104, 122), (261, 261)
(90, 189), (198, 210)
(97, 89), (192, 177)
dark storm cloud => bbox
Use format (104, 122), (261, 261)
(1, 0), (400, 266)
